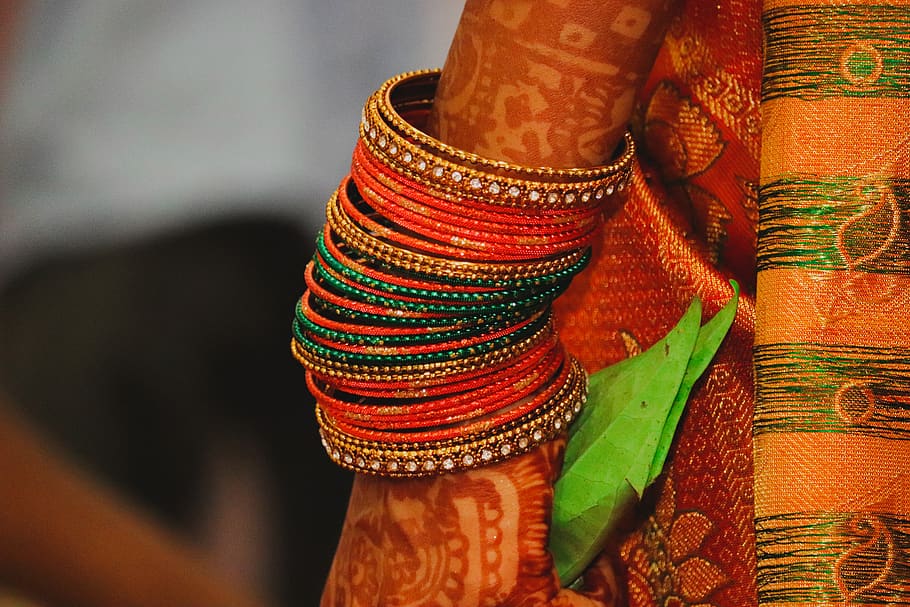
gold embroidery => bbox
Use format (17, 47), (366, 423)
(664, 26), (761, 160)
(644, 82), (726, 180)
(623, 478), (727, 607)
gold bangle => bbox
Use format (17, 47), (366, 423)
(373, 70), (635, 181)
(326, 188), (588, 281)
(291, 322), (557, 383)
(362, 89), (633, 209)
(315, 358), (587, 477)
(360, 118), (630, 211)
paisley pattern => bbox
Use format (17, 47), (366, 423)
(762, 6), (910, 100)
(757, 178), (910, 272)
(756, 513), (910, 604)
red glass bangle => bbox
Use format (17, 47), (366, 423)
(310, 346), (564, 429)
(325, 355), (579, 443)
(330, 352), (573, 438)
(352, 141), (602, 233)
(323, 330), (560, 398)
(350, 167), (599, 258)
(322, 225), (497, 296)
(309, 338), (560, 415)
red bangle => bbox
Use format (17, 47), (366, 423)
(352, 141), (602, 231)
(308, 346), (563, 430)
(326, 355), (579, 442)
(305, 331), (560, 393)
(322, 225), (496, 296)
(350, 167), (599, 258)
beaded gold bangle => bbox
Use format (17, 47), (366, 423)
(292, 321), (557, 383)
(372, 70), (635, 181)
(326, 188), (588, 282)
(315, 358), (587, 477)
(361, 78), (634, 209)
(359, 122), (629, 212)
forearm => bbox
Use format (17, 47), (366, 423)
(0, 401), (266, 607)
(428, 0), (673, 167)
(319, 2), (675, 604)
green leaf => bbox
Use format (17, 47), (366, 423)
(552, 299), (701, 584)
(550, 284), (739, 586)
(648, 281), (739, 483)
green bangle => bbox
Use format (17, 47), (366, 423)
(294, 302), (516, 347)
(311, 256), (571, 316)
(307, 297), (527, 329)
(293, 309), (550, 366)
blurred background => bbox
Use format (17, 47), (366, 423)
(0, 1), (462, 605)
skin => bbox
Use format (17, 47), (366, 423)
(428, 0), (673, 168)
(323, 1), (675, 605)
(0, 400), (269, 607)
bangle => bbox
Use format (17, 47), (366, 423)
(376, 70), (634, 181)
(328, 352), (574, 439)
(362, 107), (631, 211)
(308, 347), (562, 425)
(310, 247), (574, 315)
(293, 310), (548, 365)
(363, 70), (634, 208)
(326, 188), (589, 282)
(352, 141), (603, 230)
(351, 148), (601, 259)
(338, 176), (592, 262)
(317, 332), (560, 400)
(293, 68), (635, 476)
(314, 358), (586, 477)
(316, 226), (590, 301)
(310, 349), (564, 431)
(292, 319), (556, 383)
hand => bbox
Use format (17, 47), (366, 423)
(321, 439), (619, 607)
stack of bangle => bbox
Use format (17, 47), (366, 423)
(292, 69), (634, 477)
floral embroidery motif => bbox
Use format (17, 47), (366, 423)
(623, 478), (727, 607)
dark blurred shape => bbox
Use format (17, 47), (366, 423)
(0, 214), (353, 606)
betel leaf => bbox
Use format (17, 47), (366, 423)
(648, 280), (740, 483)
(550, 285), (739, 586)
(550, 298), (700, 585)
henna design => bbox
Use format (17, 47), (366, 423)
(321, 0), (675, 603)
(428, 0), (674, 168)
(321, 441), (619, 606)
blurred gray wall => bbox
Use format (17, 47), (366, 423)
(0, 0), (463, 281)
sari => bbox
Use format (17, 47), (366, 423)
(554, 0), (910, 605)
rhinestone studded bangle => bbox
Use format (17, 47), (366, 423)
(315, 358), (587, 477)
(376, 70), (634, 180)
(361, 107), (633, 211)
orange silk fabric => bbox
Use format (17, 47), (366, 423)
(555, 0), (761, 604)
(557, 0), (910, 603)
